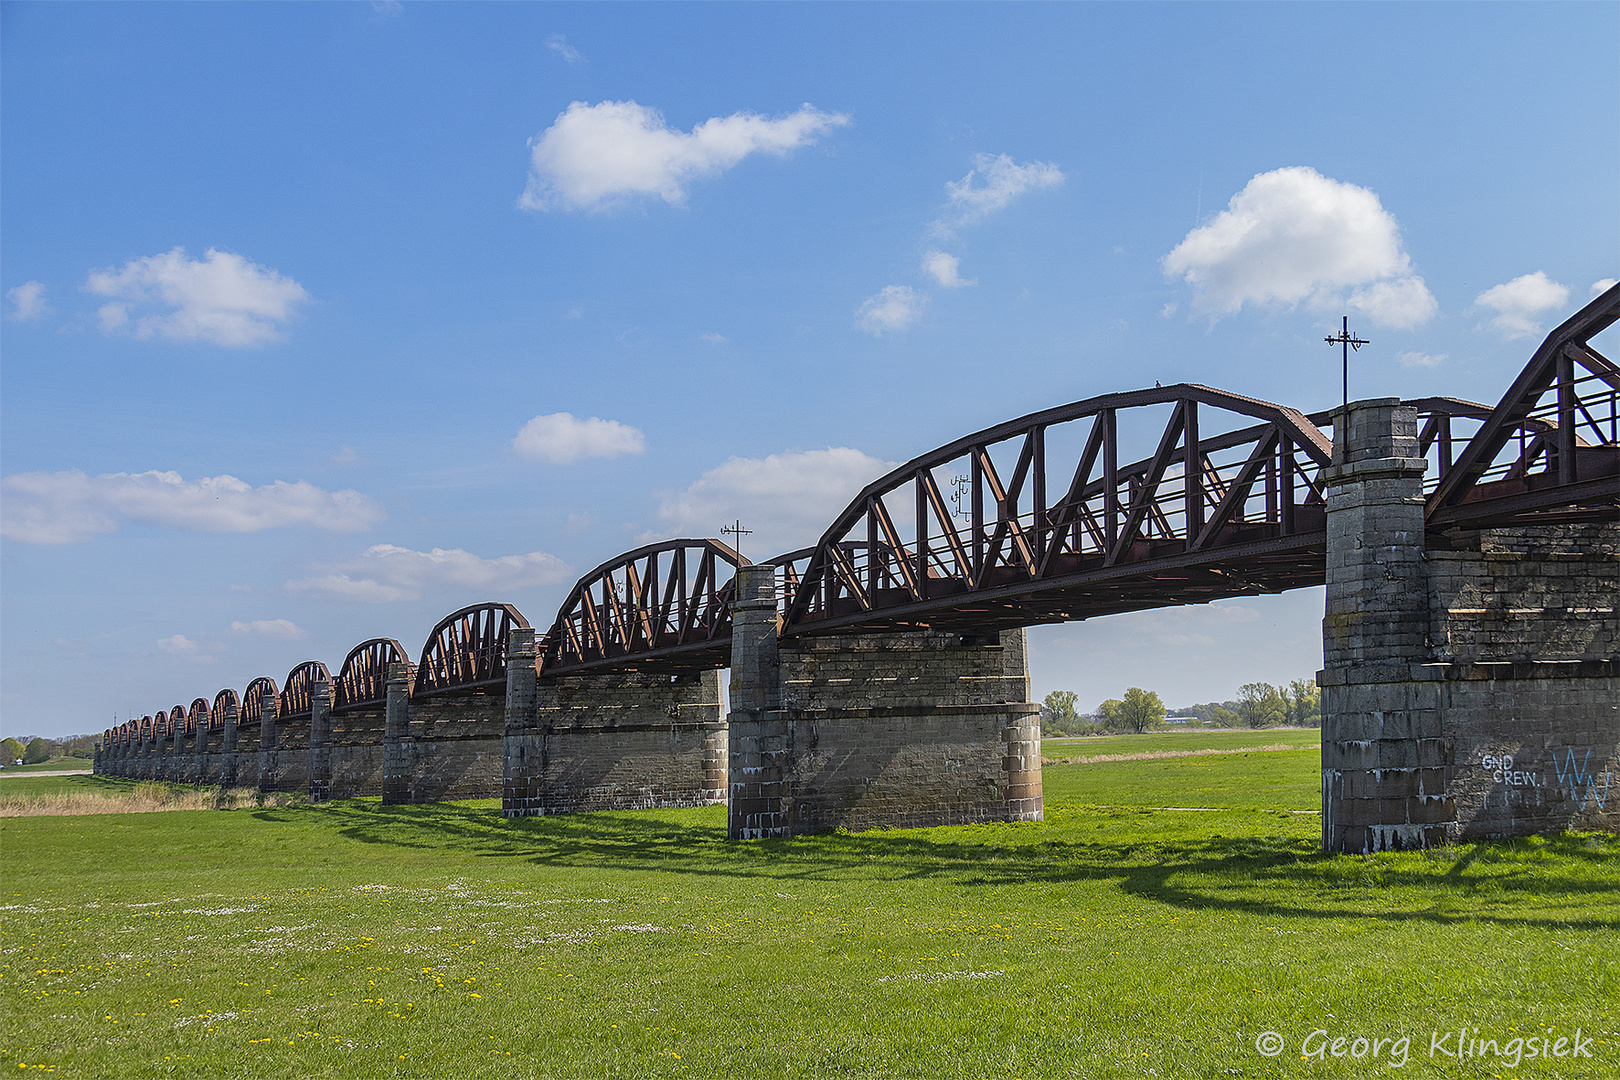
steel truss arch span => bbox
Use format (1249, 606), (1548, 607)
(540, 539), (743, 678)
(783, 384), (1335, 637)
(414, 603), (529, 697)
(241, 678), (278, 727)
(279, 661), (332, 719)
(187, 699), (209, 735)
(334, 639), (410, 712)
(211, 689), (238, 731)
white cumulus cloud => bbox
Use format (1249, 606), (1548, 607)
(654, 447), (897, 560)
(0, 469), (383, 544)
(229, 619), (307, 640)
(521, 99), (850, 212)
(7, 281), (49, 321)
(157, 634), (215, 663)
(856, 285), (926, 337)
(921, 251), (974, 288)
(1474, 272), (1570, 340)
(1590, 278), (1617, 297)
(512, 412), (646, 463)
(84, 247), (309, 347)
(935, 153), (1064, 233)
(1161, 166), (1436, 329)
(287, 544), (572, 603)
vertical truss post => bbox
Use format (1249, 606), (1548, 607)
(1184, 400), (1202, 542)
(1557, 349), (1577, 485)
(1103, 409), (1118, 554)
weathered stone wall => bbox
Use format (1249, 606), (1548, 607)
(328, 705), (387, 797)
(726, 563), (1041, 839)
(393, 691), (504, 803)
(1321, 399), (1618, 853)
(504, 626), (727, 817)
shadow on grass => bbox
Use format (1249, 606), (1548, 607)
(262, 798), (1620, 932)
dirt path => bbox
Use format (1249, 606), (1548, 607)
(0, 769), (93, 778)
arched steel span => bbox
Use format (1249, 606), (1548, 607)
(279, 661), (331, 719)
(540, 539), (743, 678)
(1426, 283), (1619, 528)
(241, 677), (278, 726)
(168, 706), (185, 736)
(188, 698), (209, 735)
(414, 603), (529, 697)
(783, 384), (1334, 636)
(334, 638), (410, 712)
(211, 689), (238, 731)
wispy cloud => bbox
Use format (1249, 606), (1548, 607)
(84, 247), (309, 347)
(921, 250), (974, 289)
(855, 285), (926, 337)
(287, 544), (572, 603)
(229, 619), (306, 640)
(545, 33), (584, 64)
(6, 281), (49, 321)
(0, 469), (383, 544)
(521, 100), (849, 212)
(932, 153), (1064, 236)
(1396, 351), (1446, 369)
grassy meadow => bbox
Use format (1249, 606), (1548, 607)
(2, 739), (1616, 1079)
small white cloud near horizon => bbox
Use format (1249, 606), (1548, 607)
(1396, 351), (1446, 369)
(1591, 278), (1618, 297)
(856, 285), (926, 336)
(545, 32), (584, 63)
(1474, 272), (1570, 340)
(934, 153), (1064, 234)
(1161, 166), (1436, 329)
(521, 100), (849, 212)
(0, 469), (384, 544)
(229, 619), (306, 640)
(84, 247), (309, 347)
(287, 543), (572, 603)
(655, 446), (896, 559)
(7, 281), (49, 321)
(157, 634), (216, 663)
(512, 412), (646, 464)
(699, 331), (729, 344)
(921, 251), (975, 289)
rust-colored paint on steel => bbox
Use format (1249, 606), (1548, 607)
(279, 660), (332, 719)
(413, 603), (530, 697)
(334, 638), (411, 712)
(540, 539), (743, 678)
(240, 677), (278, 726)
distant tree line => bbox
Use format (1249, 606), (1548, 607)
(1040, 678), (1319, 736)
(0, 733), (98, 765)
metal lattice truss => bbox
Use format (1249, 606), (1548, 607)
(1426, 284), (1620, 528)
(278, 661), (332, 719)
(413, 603), (529, 697)
(240, 677), (278, 727)
(540, 539), (743, 677)
(187, 698), (208, 735)
(334, 638), (410, 713)
(783, 386), (1334, 635)
(211, 689), (238, 731)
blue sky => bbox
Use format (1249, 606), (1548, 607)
(3, 2), (1615, 737)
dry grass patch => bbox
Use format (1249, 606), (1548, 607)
(0, 782), (303, 817)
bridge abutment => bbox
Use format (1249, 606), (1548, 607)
(1322, 400), (1617, 853)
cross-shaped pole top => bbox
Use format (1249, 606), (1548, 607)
(720, 518), (752, 559)
(1324, 315), (1370, 412)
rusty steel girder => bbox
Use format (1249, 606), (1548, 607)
(782, 384), (1334, 636)
(540, 539), (743, 678)
(279, 661), (332, 719)
(187, 698), (209, 735)
(1425, 284), (1620, 529)
(240, 677), (278, 727)
(334, 638), (410, 713)
(413, 603), (529, 697)
(210, 688), (238, 730)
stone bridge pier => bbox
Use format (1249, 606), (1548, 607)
(727, 565), (1042, 840)
(1322, 399), (1617, 853)
(503, 628), (727, 818)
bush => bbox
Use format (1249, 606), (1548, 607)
(22, 738), (50, 764)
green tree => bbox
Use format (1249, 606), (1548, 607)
(1286, 678), (1321, 726)
(1208, 706), (1241, 728)
(1041, 690), (1082, 735)
(1096, 687), (1165, 733)
(1237, 683), (1286, 728)
(22, 737), (51, 764)
(0, 737), (23, 764)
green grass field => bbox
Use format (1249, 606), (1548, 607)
(2, 749), (1615, 1078)
(0, 757), (93, 776)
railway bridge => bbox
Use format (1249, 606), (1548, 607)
(99, 287), (1620, 852)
